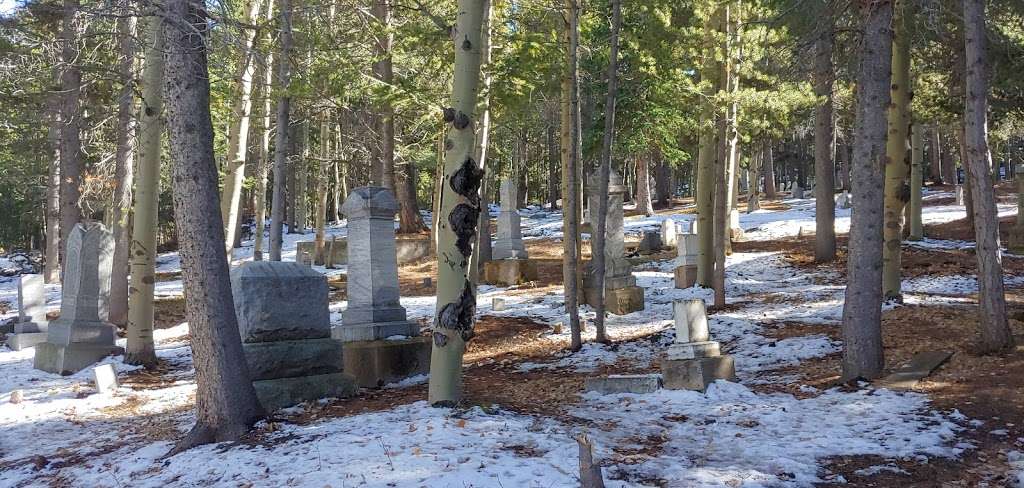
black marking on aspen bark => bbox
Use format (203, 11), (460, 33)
(448, 203), (479, 257)
(443, 107), (456, 122)
(449, 157), (483, 203)
(453, 111), (470, 130)
(445, 138), (454, 151)
(433, 331), (448, 347)
(145, 107), (155, 117)
(462, 36), (472, 51)
(898, 182), (911, 203)
(437, 281), (476, 341)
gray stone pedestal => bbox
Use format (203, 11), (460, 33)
(660, 299), (735, 391)
(661, 220), (678, 250)
(674, 232), (699, 289)
(331, 187), (428, 387)
(7, 274), (50, 350)
(483, 258), (537, 286)
(232, 261), (356, 410)
(34, 224), (122, 375)
(582, 170), (644, 315)
(484, 179), (537, 286)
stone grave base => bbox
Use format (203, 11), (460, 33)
(674, 265), (697, 289)
(34, 342), (124, 376)
(253, 372), (357, 411)
(332, 320), (420, 342)
(730, 227), (745, 241)
(6, 332), (48, 351)
(342, 336), (431, 388)
(667, 341), (721, 360)
(660, 355), (735, 392)
(584, 285), (644, 315)
(482, 259), (537, 286)
(584, 374), (661, 394)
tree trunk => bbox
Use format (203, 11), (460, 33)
(695, 11), (719, 287)
(314, 117), (330, 264)
(469, 0), (494, 279)
(635, 152), (654, 216)
(125, 10), (163, 368)
(219, 0), (263, 257)
(908, 124), (924, 240)
(963, 0), (1012, 353)
(959, 124), (975, 225)
(813, 9), (836, 262)
(268, 0), (292, 261)
(559, 0), (583, 351)
(44, 93), (61, 284)
(592, 0), (621, 345)
(547, 114), (559, 209)
(929, 127), (943, 184)
(58, 0), (83, 273)
(252, 0), (275, 261)
(109, 9), (138, 328)
(427, 0), (486, 406)
(764, 143), (777, 198)
(163, 0), (265, 452)
(295, 122), (309, 233)
(881, 0), (911, 301)
(841, 0), (893, 381)
(942, 127), (957, 185)
(747, 146), (761, 213)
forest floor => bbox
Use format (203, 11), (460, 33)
(2, 184), (1023, 486)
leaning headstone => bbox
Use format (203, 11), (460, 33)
(792, 185), (804, 199)
(660, 299), (735, 391)
(835, 190), (852, 209)
(34, 223), (123, 375)
(6, 274), (49, 350)
(661, 220), (678, 250)
(483, 179), (538, 286)
(582, 170), (644, 315)
(332, 187), (430, 388)
(674, 232), (699, 289)
(233, 261), (355, 410)
(954, 185), (964, 205)
(93, 363), (118, 394)
(584, 374), (661, 395)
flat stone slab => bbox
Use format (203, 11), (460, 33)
(231, 261), (330, 343)
(877, 351), (954, 390)
(332, 320), (421, 343)
(242, 338), (344, 381)
(342, 336), (431, 388)
(34, 342), (124, 376)
(252, 372), (357, 411)
(661, 355), (736, 392)
(584, 374), (661, 395)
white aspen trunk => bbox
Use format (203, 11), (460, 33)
(268, 0), (292, 261)
(252, 0), (275, 261)
(908, 123), (924, 240)
(109, 9), (137, 328)
(881, 0), (911, 301)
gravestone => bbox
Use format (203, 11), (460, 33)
(638, 230), (663, 253)
(674, 232), (699, 289)
(233, 261), (355, 410)
(332, 187), (430, 388)
(660, 299), (735, 391)
(835, 190), (852, 209)
(582, 170), (644, 315)
(93, 363), (118, 394)
(661, 220), (678, 250)
(729, 209), (744, 240)
(584, 374), (661, 395)
(6, 274), (49, 350)
(34, 223), (123, 375)
(954, 185), (964, 205)
(792, 185), (804, 199)
(483, 179), (537, 286)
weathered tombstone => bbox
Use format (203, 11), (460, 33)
(34, 223), (123, 375)
(483, 179), (537, 286)
(638, 230), (663, 253)
(6, 274), (49, 350)
(835, 190), (852, 209)
(792, 184), (804, 199)
(660, 299), (735, 391)
(93, 363), (118, 394)
(661, 220), (678, 250)
(233, 261), (356, 410)
(332, 187), (430, 388)
(492, 297), (506, 311)
(729, 208), (744, 240)
(584, 374), (661, 395)
(954, 185), (964, 205)
(673, 232), (699, 289)
(582, 170), (644, 315)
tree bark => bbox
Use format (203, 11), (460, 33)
(942, 127), (957, 185)
(635, 153), (654, 216)
(963, 0), (1012, 353)
(592, 0), (621, 345)
(163, 0), (265, 452)
(881, 0), (911, 301)
(268, 0), (292, 261)
(764, 143), (777, 198)
(44, 92), (61, 284)
(252, 0), (275, 261)
(58, 0), (83, 273)
(813, 9), (836, 262)
(295, 121), (309, 233)
(841, 0), (892, 381)
(314, 117), (330, 264)
(427, 0), (486, 406)
(125, 9), (163, 368)
(469, 0), (494, 280)
(929, 127), (943, 184)
(908, 123), (924, 240)
(695, 10), (719, 287)
(373, 0), (398, 192)
(559, 0), (583, 352)
(747, 145), (761, 213)
(109, 9), (138, 328)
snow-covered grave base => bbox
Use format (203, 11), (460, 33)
(0, 189), (999, 486)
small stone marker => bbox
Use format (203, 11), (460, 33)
(492, 297), (506, 311)
(729, 209), (744, 240)
(835, 191), (852, 209)
(6, 274), (50, 350)
(877, 351), (953, 390)
(34, 223), (123, 375)
(661, 299), (736, 391)
(584, 374), (661, 395)
(10, 390), (23, 404)
(553, 322), (564, 334)
(954, 185), (964, 205)
(661, 220), (678, 250)
(639, 230), (663, 253)
(792, 185), (804, 199)
(674, 233), (699, 289)
(93, 363), (118, 394)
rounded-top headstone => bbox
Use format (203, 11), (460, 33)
(342, 187), (399, 220)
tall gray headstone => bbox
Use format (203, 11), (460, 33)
(661, 220), (678, 250)
(34, 223), (122, 375)
(493, 179), (528, 260)
(583, 170), (643, 314)
(333, 187), (420, 342)
(6, 274), (50, 350)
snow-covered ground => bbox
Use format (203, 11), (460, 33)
(0, 189), (1006, 486)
